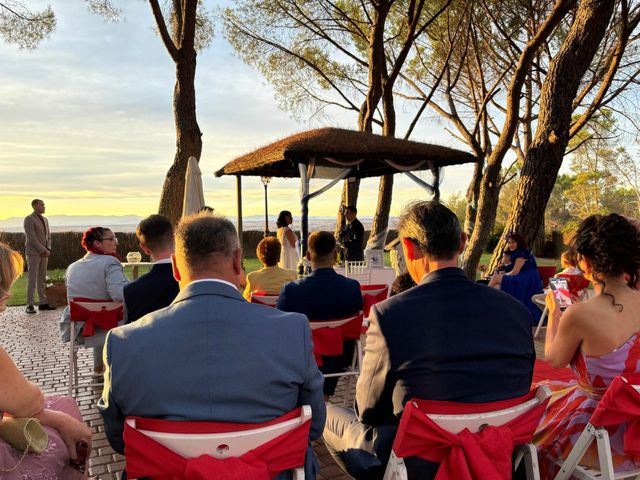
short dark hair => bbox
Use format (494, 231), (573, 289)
(175, 214), (239, 274)
(308, 231), (336, 259)
(31, 199), (43, 207)
(345, 205), (357, 214)
(257, 236), (281, 267)
(397, 201), (462, 260)
(136, 214), (174, 251)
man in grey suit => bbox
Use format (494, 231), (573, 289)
(98, 214), (326, 479)
(23, 198), (55, 314)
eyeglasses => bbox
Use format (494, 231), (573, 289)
(101, 236), (117, 242)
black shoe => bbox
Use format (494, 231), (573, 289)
(25, 305), (36, 314)
(38, 304), (56, 311)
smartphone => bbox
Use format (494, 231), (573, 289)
(69, 440), (88, 473)
(549, 277), (572, 311)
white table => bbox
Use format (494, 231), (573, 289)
(121, 262), (154, 280)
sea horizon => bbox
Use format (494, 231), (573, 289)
(0, 214), (398, 234)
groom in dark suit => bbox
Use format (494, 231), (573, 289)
(99, 214), (325, 479)
(277, 231), (362, 398)
(322, 201), (535, 479)
(123, 214), (179, 323)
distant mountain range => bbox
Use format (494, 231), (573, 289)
(0, 215), (394, 233)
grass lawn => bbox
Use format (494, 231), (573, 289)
(7, 253), (560, 306)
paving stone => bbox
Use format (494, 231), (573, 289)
(0, 305), (546, 480)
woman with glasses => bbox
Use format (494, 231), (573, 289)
(59, 227), (128, 375)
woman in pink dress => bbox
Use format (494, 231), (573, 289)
(535, 213), (640, 478)
(0, 243), (92, 479)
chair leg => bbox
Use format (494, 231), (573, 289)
(383, 451), (407, 480)
(554, 424), (597, 480)
(292, 466), (305, 480)
(521, 443), (540, 480)
(534, 306), (548, 338)
(69, 321), (75, 396)
(595, 429), (615, 480)
(343, 343), (361, 407)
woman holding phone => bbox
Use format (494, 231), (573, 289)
(534, 214), (640, 477)
(0, 242), (92, 478)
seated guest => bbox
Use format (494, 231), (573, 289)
(558, 248), (582, 275)
(322, 201), (535, 480)
(243, 236), (296, 300)
(535, 214), (640, 478)
(123, 214), (179, 323)
(98, 214), (325, 479)
(490, 232), (543, 324)
(59, 226), (128, 374)
(494, 248), (514, 274)
(277, 231), (363, 398)
(0, 243), (92, 478)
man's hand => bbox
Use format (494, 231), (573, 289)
(40, 250), (51, 258)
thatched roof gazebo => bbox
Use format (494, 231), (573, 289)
(215, 127), (477, 255)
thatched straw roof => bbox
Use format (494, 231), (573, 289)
(215, 128), (476, 179)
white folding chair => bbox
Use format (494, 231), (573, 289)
(250, 293), (279, 307)
(345, 261), (372, 285)
(68, 299), (123, 396)
(533, 294), (548, 338)
(125, 405), (312, 480)
(553, 377), (640, 480)
(309, 313), (363, 405)
(384, 386), (552, 480)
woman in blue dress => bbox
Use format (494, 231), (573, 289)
(491, 233), (543, 324)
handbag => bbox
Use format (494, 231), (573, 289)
(0, 417), (49, 472)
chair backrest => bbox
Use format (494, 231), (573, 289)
(308, 312), (363, 331)
(250, 293), (279, 307)
(125, 405), (312, 459)
(361, 284), (389, 318)
(345, 260), (368, 275)
(537, 266), (557, 288)
(70, 298), (123, 318)
(424, 386), (551, 434)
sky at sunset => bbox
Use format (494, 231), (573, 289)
(0, 0), (475, 222)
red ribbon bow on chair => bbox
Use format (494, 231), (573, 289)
(392, 392), (549, 480)
(123, 409), (311, 480)
(69, 298), (123, 337)
(589, 374), (640, 457)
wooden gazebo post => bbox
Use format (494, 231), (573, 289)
(236, 175), (243, 247)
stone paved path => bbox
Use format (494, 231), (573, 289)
(0, 306), (546, 479)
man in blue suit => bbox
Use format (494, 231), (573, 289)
(277, 230), (363, 398)
(123, 214), (179, 323)
(322, 201), (535, 479)
(99, 214), (326, 479)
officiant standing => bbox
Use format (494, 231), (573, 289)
(24, 198), (55, 314)
(338, 205), (365, 262)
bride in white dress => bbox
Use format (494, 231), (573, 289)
(276, 210), (299, 271)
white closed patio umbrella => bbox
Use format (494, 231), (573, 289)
(182, 156), (206, 217)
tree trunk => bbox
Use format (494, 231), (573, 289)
(367, 175), (394, 249)
(488, 0), (616, 272)
(462, 161), (502, 278)
(464, 157), (484, 236)
(158, 51), (203, 225)
(334, 2), (389, 236)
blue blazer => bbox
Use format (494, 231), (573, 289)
(358, 267), (535, 427)
(123, 262), (179, 323)
(99, 280), (326, 479)
(277, 268), (363, 319)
